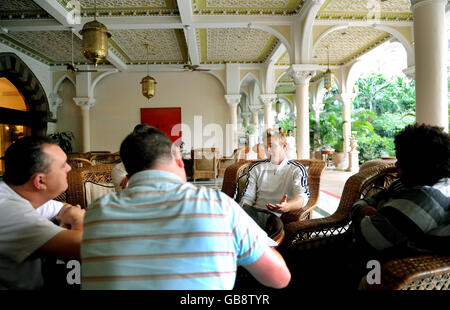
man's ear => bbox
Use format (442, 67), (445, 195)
(31, 173), (47, 191)
(173, 147), (185, 169)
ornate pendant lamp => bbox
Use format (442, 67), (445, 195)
(79, 0), (111, 67)
(275, 99), (282, 115)
(324, 45), (333, 91)
(140, 44), (157, 100)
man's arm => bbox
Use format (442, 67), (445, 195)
(243, 247), (291, 288)
(38, 205), (85, 260)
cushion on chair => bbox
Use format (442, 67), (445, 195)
(197, 159), (215, 170)
(84, 181), (115, 207)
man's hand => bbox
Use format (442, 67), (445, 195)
(57, 203), (85, 230)
(266, 194), (289, 213)
(359, 206), (377, 217)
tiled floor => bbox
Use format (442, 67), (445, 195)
(190, 167), (355, 219)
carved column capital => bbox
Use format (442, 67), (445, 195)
(73, 96), (95, 110)
(224, 94), (241, 108)
(287, 64), (320, 85)
(259, 94), (277, 107)
(403, 66), (415, 80)
(248, 103), (262, 114)
(337, 92), (357, 105)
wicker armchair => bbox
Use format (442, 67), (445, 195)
(90, 153), (122, 165)
(218, 148), (245, 177)
(283, 161), (450, 290)
(191, 148), (219, 181)
(67, 157), (93, 169)
(66, 164), (116, 209)
(221, 159), (326, 236)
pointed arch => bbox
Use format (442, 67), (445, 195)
(0, 53), (49, 135)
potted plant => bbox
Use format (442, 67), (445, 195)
(47, 131), (75, 154)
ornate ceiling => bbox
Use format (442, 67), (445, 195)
(0, 0), (413, 69)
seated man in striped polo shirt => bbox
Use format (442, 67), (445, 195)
(240, 129), (310, 223)
(350, 123), (450, 255)
(81, 126), (291, 290)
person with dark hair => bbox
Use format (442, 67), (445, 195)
(284, 123), (450, 290)
(350, 123), (450, 254)
(111, 123), (151, 193)
(81, 126), (291, 290)
(0, 136), (85, 289)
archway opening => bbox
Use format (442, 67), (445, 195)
(0, 77), (31, 176)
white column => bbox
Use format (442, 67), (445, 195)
(259, 94), (277, 130)
(73, 97), (95, 152)
(224, 94), (240, 153)
(287, 65), (318, 159)
(337, 92), (356, 154)
(411, 0), (448, 131)
(247, 103), (262, 160)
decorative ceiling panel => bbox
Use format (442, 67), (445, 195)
(1, 30), (87, 65)
(276, 50), (290, 66)
(313, 26), (391, 66)
(0, 0), (52, 20)
(56, 0), (178, 16)
(197, 28), (279, 64)
(193, 0), (306, 15)
(109, 29), (185, 64)
(275, 74), (295, 94)
(317, 0), (412, 21)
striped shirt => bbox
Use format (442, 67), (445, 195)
(81, 170), (270, 290)
(240, 158), (310, 216)
(350, 178), (450, 254)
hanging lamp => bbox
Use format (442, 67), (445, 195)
(324, 45), (333, 91)
(140, 44), (157, 100)
(275, 99), (282, 115)
(79, 0), (111, 66)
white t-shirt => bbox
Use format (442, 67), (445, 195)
(111, 162), (127, 193)
(240, 158), (310, 216)
(0, 182), (65, 289)
(36, 200), (64, 219)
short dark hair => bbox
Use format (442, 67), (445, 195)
(120, 126), (173, 176)
(3, 136), (57, 185)
(133, 123), (150, 134)
(394, 123), (450, 186)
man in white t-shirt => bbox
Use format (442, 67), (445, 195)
(241, 129), (309, 218)
(0, 136), (85, 289)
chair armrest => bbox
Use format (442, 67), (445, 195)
(283, 164), (398, 247)
(360, 255), (450, 290)
(221, 161), (252, 198)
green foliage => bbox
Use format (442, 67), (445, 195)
(357, 135), (395, 163)
(244, 124), (256, 135)
(47, 131), (74, 154)
(317, 94), (344, 151)
(371, 112), (415, 138)
(353, 73), (415, 114)
(275, 115), (295, 132)
(309, 74), (417, 163)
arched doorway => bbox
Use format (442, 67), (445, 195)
(0, 53), (50, 175)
